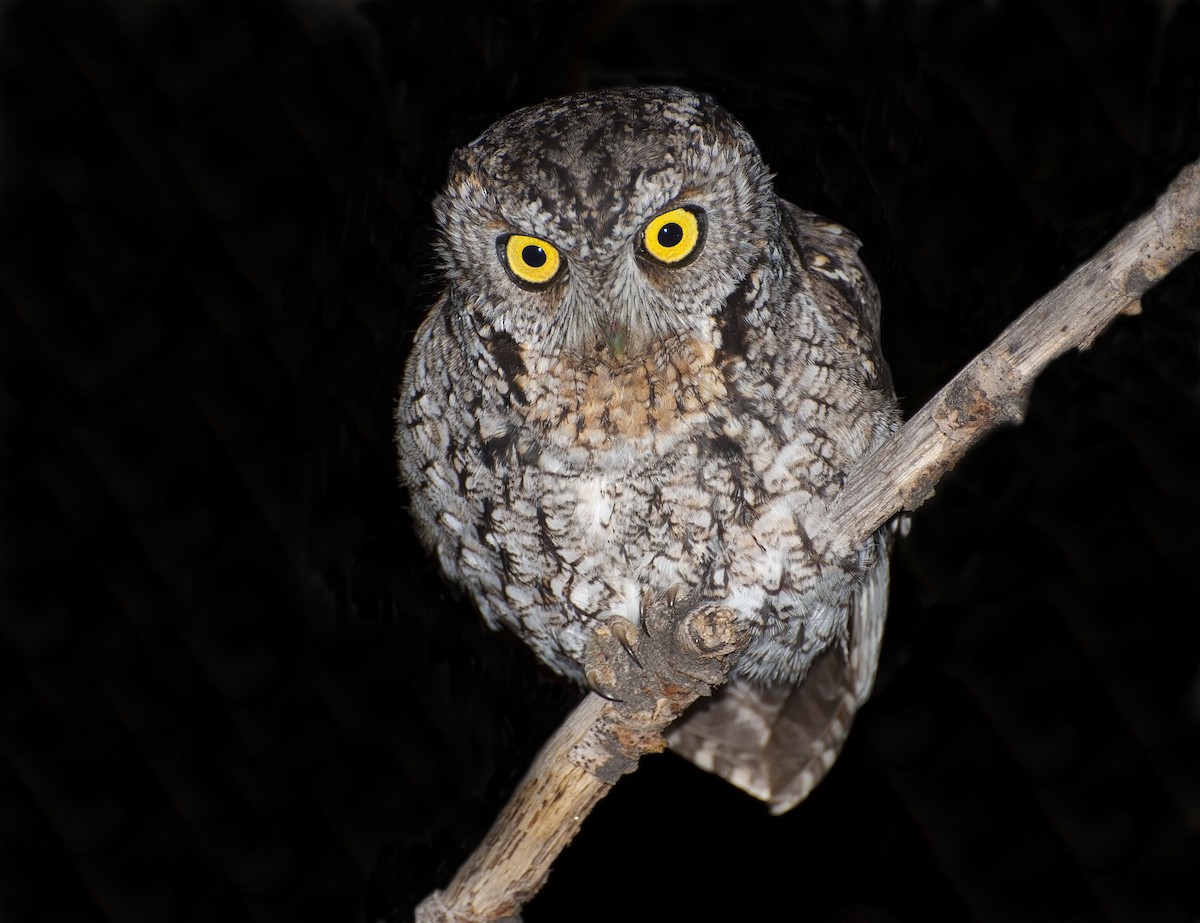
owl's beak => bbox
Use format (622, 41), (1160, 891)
(605, 318), (628, 363)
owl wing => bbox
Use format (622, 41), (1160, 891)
(781, 202), (893, 395)
(666, 203), (895, 813)
(665, 534), (890, 814)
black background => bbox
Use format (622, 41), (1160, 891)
(2, 1), (1199, 921)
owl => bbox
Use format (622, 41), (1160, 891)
(397, 86), (899, 814)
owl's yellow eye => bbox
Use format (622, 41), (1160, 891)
(642, 207), (704, 266)
(502, 234), (561, 286)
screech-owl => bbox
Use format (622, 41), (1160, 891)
(397, 86), (899, 813)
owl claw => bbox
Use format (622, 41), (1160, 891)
(584, 596), (744, 713)
(584, 616), (649, 706)
(610, 618), (641, 667)
(585, 668), (622, 702)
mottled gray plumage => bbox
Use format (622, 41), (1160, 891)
(397, 86), (898, 812)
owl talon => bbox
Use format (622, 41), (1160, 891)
(585, 668), (622, 702)
(584, 616), (653, 708)
(610, 618), (642, 667)
(583, 595), (746, 713)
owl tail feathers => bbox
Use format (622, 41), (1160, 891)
(664, 641), (861, 815)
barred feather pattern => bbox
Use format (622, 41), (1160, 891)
(397, 87), (899, 812)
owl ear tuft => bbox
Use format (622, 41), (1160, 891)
(445, 146), (480, 184)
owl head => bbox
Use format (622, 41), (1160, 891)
(432, 86), (779, 363)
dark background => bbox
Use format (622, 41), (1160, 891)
(2, 1), (1198, 921)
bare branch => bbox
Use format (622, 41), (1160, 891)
(414, 157), (1200, 923)
(416, 604), (744, 923)
(826, 159), (1200, 552)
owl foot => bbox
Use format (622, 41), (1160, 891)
(584, 616), (647, 705)
(583, 589), (744, 717)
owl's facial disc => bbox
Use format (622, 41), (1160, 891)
(491, 203), (714, 364)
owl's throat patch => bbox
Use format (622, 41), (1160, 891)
(522, 335), (727, 444)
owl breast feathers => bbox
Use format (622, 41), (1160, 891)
(397, 86), (898, 813)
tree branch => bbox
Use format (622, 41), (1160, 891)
(826, 160), (1200, 553)
(416, 604), (745, 923)
(414, 157), (1200, 923)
